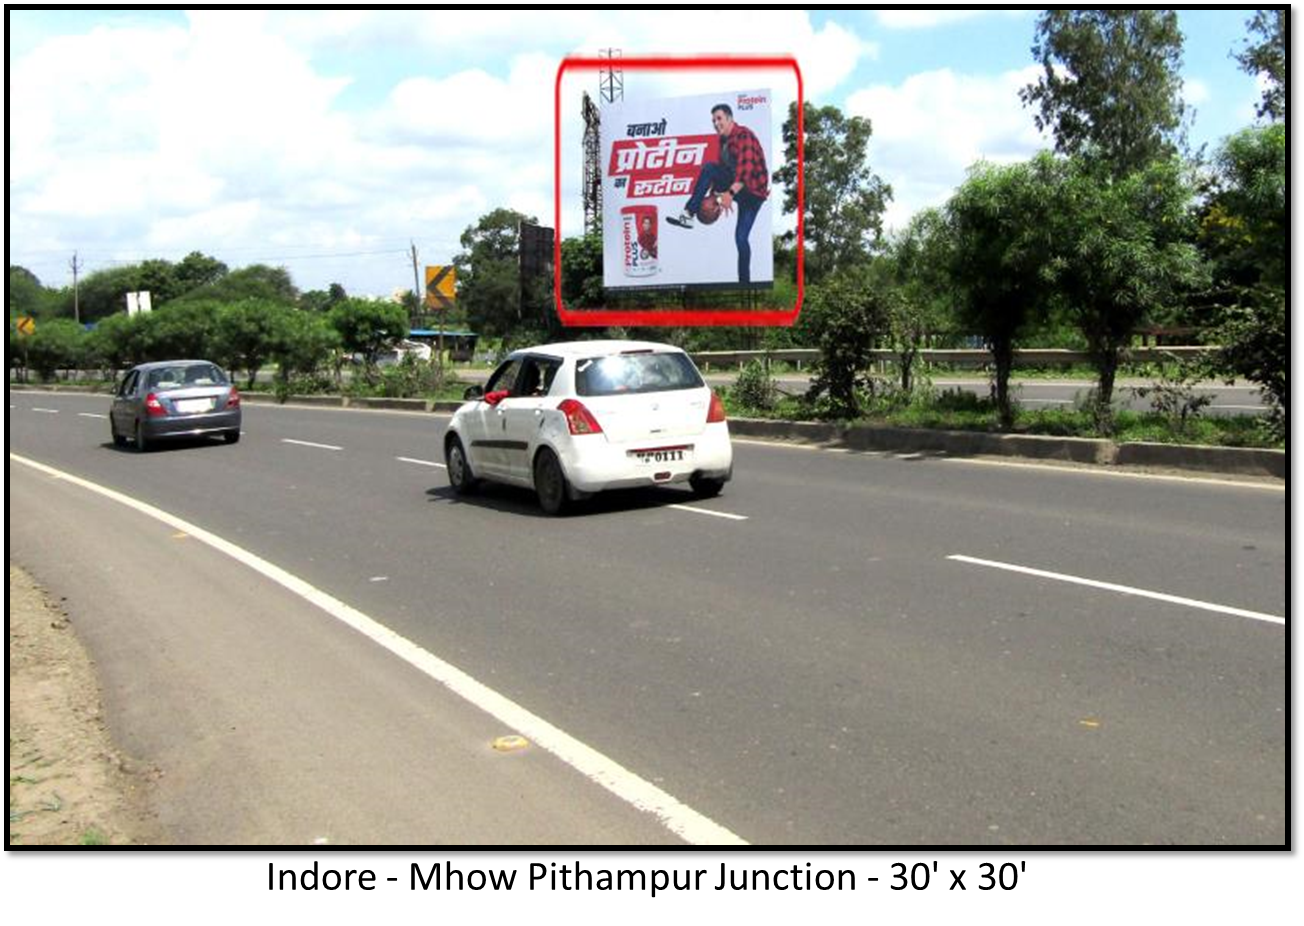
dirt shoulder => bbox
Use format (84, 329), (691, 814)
(8, 563), (159, 846)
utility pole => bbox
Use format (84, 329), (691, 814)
(70, 251), (82, 324)
(411, 240), (445, 378)
(409, 241), (422, 324)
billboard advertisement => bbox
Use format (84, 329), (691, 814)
(601, 88), (773, 290)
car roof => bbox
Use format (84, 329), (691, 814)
(133, 359), (218, 369)
(510, 340), (684, 359)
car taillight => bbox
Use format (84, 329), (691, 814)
(226, 386), (241, 409)
(707, 391), (727, 423)
(558, 398), (603, 435)
(144, 392), (167, 417)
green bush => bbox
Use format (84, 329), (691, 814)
(731, 360), (777, 412)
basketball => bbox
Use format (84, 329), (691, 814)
(698, 195), (722, 225)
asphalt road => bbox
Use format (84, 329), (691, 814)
(7, 391), (1286, 845)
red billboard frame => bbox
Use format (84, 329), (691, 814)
(554, 54), (804, 327)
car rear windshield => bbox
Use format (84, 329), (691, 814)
(147, 364), (229, 389)
(575, 351), (704, 397)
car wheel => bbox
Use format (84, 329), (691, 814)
(134, 420), (150, 453)
(533, 448), (569, 516)
(690, 475), (725, 498)
(110, 419), (128, 448)
(445, 436), (478, 494)
(223, 430), (241, 444)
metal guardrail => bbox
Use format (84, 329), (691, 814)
(690, 347), (1218, 370)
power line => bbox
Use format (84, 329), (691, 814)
(13, 248), (410, 270)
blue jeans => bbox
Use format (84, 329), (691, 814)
(685, 163), (764, 284)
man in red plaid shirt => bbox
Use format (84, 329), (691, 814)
(667, 103), (770, 284)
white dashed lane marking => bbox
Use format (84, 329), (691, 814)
(948, 554), (1284, 626)
(281, 438), (343, 451)
(669, 504), (749, 521)
(397, 456), (446, 468)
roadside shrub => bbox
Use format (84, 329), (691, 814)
(732, 360), (777, 411)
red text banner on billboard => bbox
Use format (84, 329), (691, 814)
(601, 89), (774, 291)
(553, 55), (802, 326)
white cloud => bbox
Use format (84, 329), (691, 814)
(874, 10), (1028, 30)
(8, 10), (877, 295)
(271, 10), (873, 99)
(146, 201), (264, 251)
(376, 52), (555, 148)
(846, 66), (1051, 231)
(1184, 78), (1211, 106)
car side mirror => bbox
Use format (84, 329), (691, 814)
(463, 385), (485, 401)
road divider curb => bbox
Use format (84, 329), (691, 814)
(1113, 441), (1286, 478)
(240, 393), (464, 413)
(728, 418), (1284, 479)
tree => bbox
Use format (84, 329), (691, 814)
(774, 102), (892, 281)
(43, 255), (227, 322)
(1215, 294), (1286, 436)
(454, 208), (540, 340)
(300, 282), (349, 314)
(86, 312), (149, 373)
(174, 251), (229, 295)
(136, 259), (181, 304)
(1201, 124), (1286, 435)
(25, 318), (88, 381)
(1021, 10), (1187, 177)
(1235, 9), (1285, 121)
(60, 265), (143, 323)
(800, 266), (891, 417)
(183, 264), (298, 305)
(1044, 157), (1206, 431)
(1201, 124), (1286, 293)
(142, 299), (223, 362)
(212, 299), (291, 388)
(884, 208), (954, 392)
(944, 157), (1059, 429)
(329, 297), (409, 378)
(9, 316), (27, 380)
(269, 310), (340, 399)
(560, 233), (604, 309)
(8, 266), (50, 319)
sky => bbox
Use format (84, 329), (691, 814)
(7, 8), (1270, 301)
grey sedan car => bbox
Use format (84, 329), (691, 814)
(110, 360), (242, 451)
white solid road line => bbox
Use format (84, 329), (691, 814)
(397, 456), (446, 468)
(10, 452), (745, 846)
(947, 554), (1285, 626)
(669, 504), (749, 521)
(938, 455), (1284, 491)
(281, 438), (343, 451)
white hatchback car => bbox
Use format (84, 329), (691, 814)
(444, 340), (732, 514)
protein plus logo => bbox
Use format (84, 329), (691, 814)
(736, 93), (768, 111)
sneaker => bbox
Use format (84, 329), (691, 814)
(665, 211), (695, 229)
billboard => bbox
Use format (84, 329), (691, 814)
(601, 88), (773, 290)
(125, 291), (152, 315)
